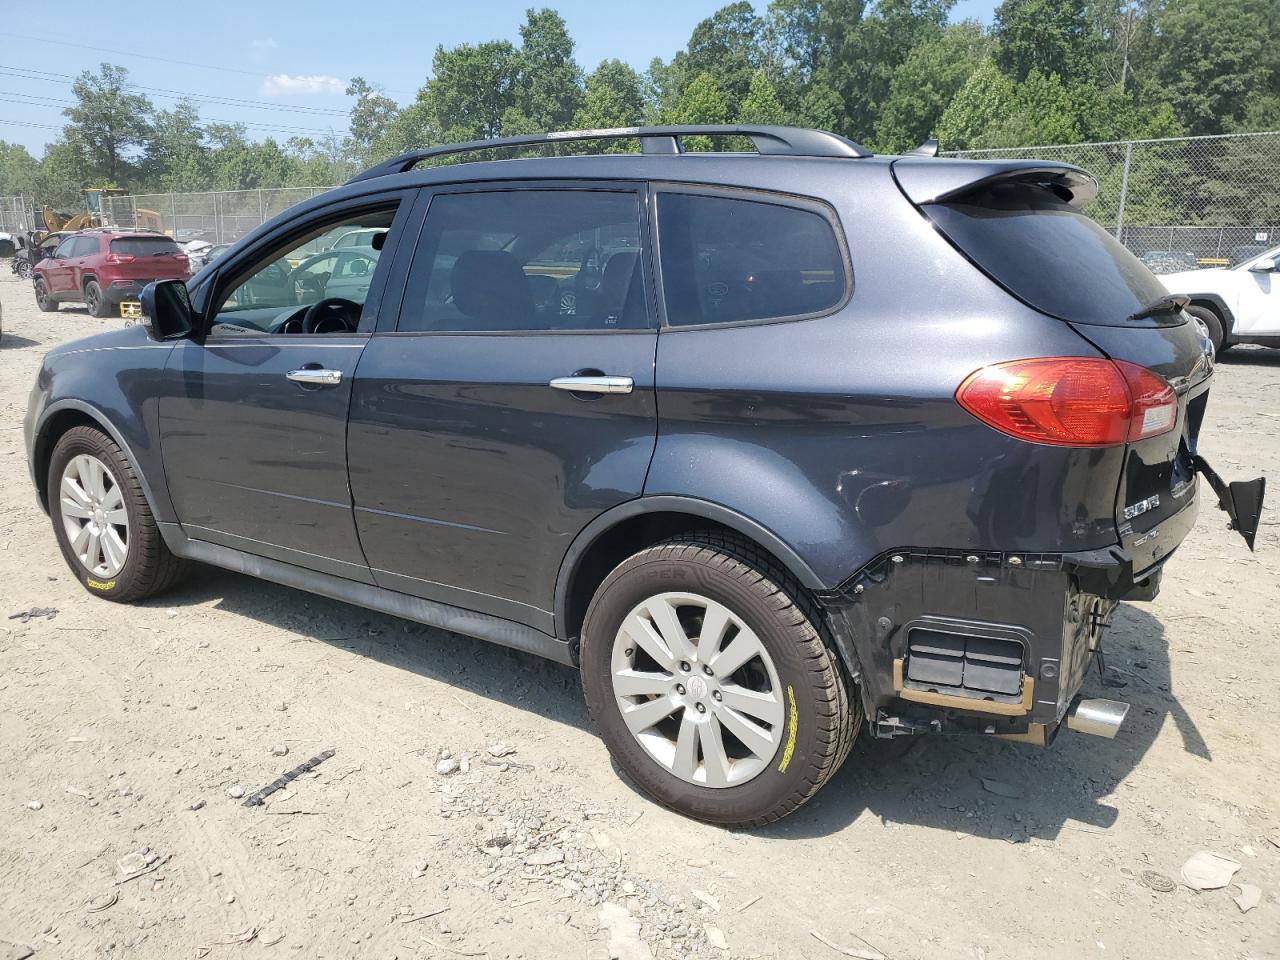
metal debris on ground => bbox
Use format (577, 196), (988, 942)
(397, 907), (449, 924)
(8, 607), (57, 623)
(243, 748), (336, 807)
(84, 890), (117, 913)
(1180, 851), (1242, 890)
(980, 778), (1023, 799)
(1232, 883), (1261, 913)
(809, 929), (886, 960)
(1140, 870), (1176, 893)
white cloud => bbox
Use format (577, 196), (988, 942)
(261, 74), (345, 97)
(249, 38), (279, 51)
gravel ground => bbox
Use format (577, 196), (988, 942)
(0, 270), (1277, 960)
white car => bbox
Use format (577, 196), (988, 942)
(1160, 245), (1280, 352)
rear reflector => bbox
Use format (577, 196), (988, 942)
(956, 357), (1177, 447)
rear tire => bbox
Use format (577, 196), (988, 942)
(580, 531), (859, 827)
(48, 426), (189, 602)
(34, 278), (58, 312)
(17, 259), (32, 280)
(84, 280), (109, 318)
(1186, 304), (1224, 354)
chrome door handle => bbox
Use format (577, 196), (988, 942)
(549, 375), (634, 395)
(287, 368), (343, 386)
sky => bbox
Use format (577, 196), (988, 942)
(0, 0), (998, 158)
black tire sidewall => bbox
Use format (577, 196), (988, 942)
(84, 281), (107, 318)
(34, 279), (56, 311)
(1186, 305), (1224, 353)
(48, 428), (148, 601)
(581, 548), (844, 825)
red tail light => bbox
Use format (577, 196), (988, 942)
(956, 357), (1177, 447)
(104, 253), (135, 264)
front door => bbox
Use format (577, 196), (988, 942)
(159, 195), (416, 581)
(44, 236), (78, 295)
(348, 184), (659, 632)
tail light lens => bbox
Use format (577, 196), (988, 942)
(104, 253), (135, 264)
(956, 357), (1177, 447)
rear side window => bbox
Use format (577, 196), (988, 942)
(656, 192), (847, 327)
(925, 182), (1173, 326)
(400, 189), (648, 333)
(72, 236), (100, 257)
(110, 236), (181, 256)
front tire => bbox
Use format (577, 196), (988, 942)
(1186, 304), (1224, 354)
(581, 532), (859, 826)
(48, 426), (188, 602)
(34, 278), (58, 312)
(84, 280), (109, 318)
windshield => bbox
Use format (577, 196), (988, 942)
(925, 181), (1178, 327)
(1234, 244), (1280, 269)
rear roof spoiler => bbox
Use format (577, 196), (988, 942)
(892, 157), (1099, 208)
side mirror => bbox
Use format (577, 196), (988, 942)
(1249, 257), (1278, 274)
(140, 279), (195, 340)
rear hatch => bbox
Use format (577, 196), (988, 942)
(108, 235), (189, 281)
(894, 159), (1216, 572)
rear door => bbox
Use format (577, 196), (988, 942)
(69, 235), (99, 292)
(348, 182), (658, 633)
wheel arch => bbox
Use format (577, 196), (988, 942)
(1185, 293), (1236, 340)
(33, 401), (162, 520)
(554, 496), (824, 643)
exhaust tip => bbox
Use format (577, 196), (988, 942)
(1066, 697), (1129, 739)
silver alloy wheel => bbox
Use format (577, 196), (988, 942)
(59, 454), (129, 579)
(610, 592), (785, 788)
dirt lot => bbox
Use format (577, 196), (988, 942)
(0, 271), (1277, 960)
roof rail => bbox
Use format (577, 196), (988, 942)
(346, 124), (871, 184)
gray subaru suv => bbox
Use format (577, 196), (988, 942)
(24, 126), (1264, 826)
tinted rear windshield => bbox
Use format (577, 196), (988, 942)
(110, 236), (181, 256)
(925, 182), (1176, 327)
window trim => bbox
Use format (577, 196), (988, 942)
(199, 189), (418, 341)
(649, 182), (854, 332)
(386, 179), (658, 338)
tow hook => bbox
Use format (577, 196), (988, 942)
(1066, 697), (1129, 739)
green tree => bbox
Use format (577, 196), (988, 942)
(671, 71), (729, 150)
(62, 63), (153, 185)
(573, 60), (647, 152)
(873, 20), (989, 152)
(511, 8), (584, 132)
(682, 2), (768, 115)
(935, 59), (1018, 149)
(142, 101), (209, 191)
(346, 77), (400, 156)
(421, 40), (522, 141)
(738, 71), (788, 124)
(0, 141), (42, 198)
(992, 0), (1096, 83)
(1151, 0), (1280, 135)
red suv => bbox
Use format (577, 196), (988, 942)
(33, 230), (189, 319)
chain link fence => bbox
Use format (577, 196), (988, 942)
(946, 131), (1280, 268)
(0, 195), (36, 235)
(99, 187), (332, 246)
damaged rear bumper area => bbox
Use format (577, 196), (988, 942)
(819, 545), (1162, 745)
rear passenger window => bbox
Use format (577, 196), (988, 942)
(73, 237), (100, 257)
(399, 190), (648, 333)
(656, 192), (847, 327)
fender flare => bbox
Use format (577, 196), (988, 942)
(1184, 292), (1236, 340)
(553, 495), (825, 637)
(33, 399), (165, 520)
